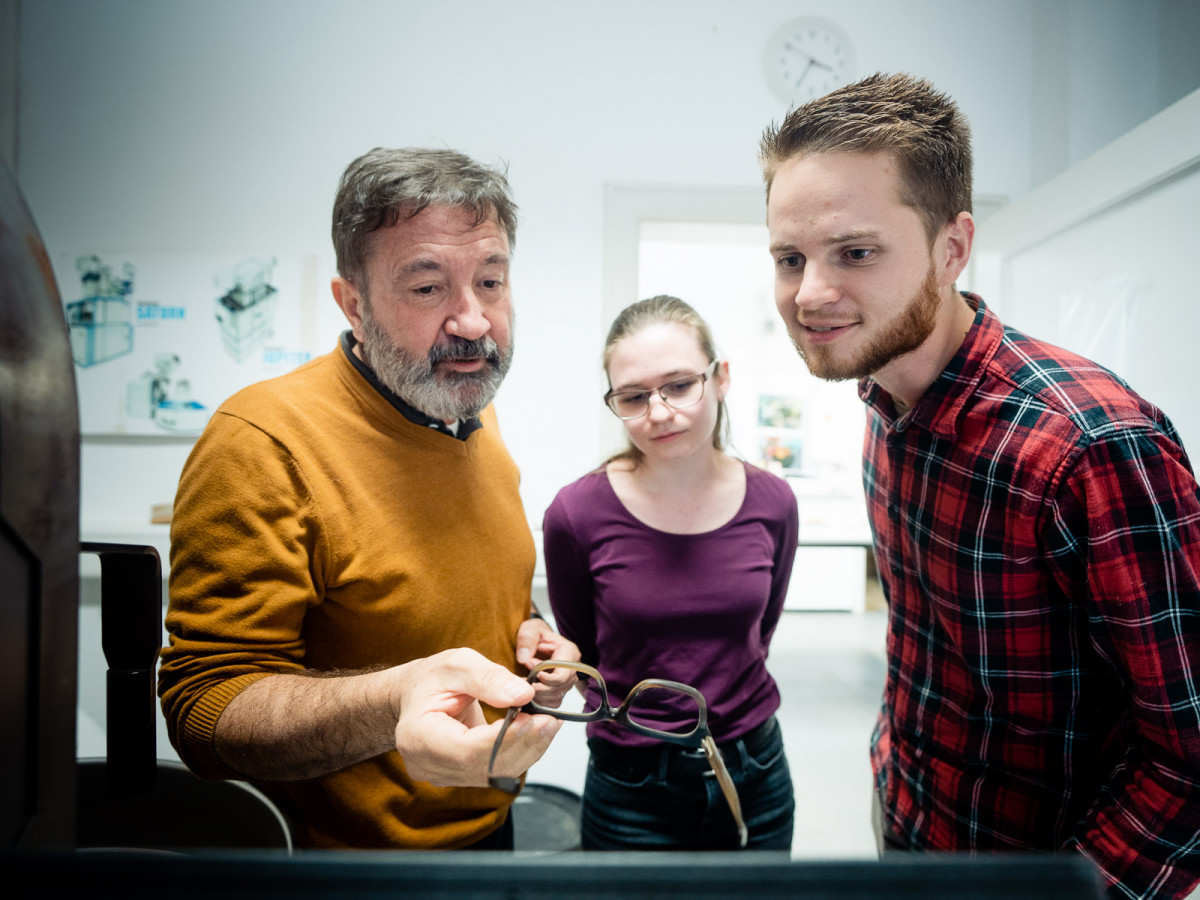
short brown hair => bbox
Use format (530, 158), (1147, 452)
(759, 72), (972, 242)
(332, 147), (518, 288)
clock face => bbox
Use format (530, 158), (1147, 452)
(764, 18), (854, 106)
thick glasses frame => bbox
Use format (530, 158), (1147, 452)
(487, 659), (748, 847)
(603, 360), (719, 420)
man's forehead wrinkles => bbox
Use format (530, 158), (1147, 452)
(400, 258), (444, 275)
(390, 252), (509, 279)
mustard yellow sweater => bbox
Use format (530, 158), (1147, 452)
(158, 343), (534, 849)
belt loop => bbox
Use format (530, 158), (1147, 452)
(734, 716), (774, 767)
(656, 746), (671, 782)
(734, 735), (752, 769)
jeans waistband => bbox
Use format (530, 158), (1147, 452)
(589, 716), (778, 778)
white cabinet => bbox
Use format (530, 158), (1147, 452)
(787, 490), (874, 613)
(786, 545), (868, 613)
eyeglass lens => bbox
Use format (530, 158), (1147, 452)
(521, 665), (703, 740)
(619, 683), (704, 737)
(607, 373), (707, 419)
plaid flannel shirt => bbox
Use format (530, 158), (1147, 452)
(863, 295), (1200, 899)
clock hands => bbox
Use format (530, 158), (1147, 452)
(765, 19), (853, 105)
(791, 58), (816, 89)
(783, 40), (834, 89)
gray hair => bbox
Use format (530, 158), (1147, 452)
(332, 147), (518, 287)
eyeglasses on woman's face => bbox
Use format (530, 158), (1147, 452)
(603, 360), (719, 420)
(487, 659), (747, 847)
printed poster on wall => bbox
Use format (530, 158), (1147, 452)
(55, 251), (328, 436)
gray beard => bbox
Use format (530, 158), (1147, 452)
(358, 307), (513, 422)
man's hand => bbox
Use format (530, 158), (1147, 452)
(392, 647), (561, 787)
(515, 617), (581, 709)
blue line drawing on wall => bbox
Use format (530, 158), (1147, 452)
(66, 254), (135, 367)
(126, 352), (210, 434)
(214, 257), (279, 363)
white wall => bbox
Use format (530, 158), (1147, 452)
(1008, 161), (1200, 450)
(973, 87), (1200, 456)
(11, 0), (1197, 534)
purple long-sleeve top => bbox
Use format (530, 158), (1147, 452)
(542, 461), (799, 748)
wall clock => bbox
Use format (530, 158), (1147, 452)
(763, 17), (855, 107)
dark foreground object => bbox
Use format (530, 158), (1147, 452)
(1, 849), (1102, 899)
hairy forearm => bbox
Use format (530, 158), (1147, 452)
(209, 646), (565, 788)
(214, 668), (401, 781)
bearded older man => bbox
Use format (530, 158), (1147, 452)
(158, 148), (578, 851)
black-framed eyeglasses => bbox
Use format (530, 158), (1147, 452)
(487, 659), (747, 848)
(603, 360), (719, 420)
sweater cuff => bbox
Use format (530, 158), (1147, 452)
(176, 671), (277, 780)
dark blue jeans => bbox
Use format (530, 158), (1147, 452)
(580, 716), (795, 851)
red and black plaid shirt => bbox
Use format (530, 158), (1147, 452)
(864, 295), (1200, 899)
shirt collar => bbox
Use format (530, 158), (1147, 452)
(339, 331), (483, 441)
(858, 293), (1001, 439)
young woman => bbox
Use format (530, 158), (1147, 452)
(543, 295), (798, 850)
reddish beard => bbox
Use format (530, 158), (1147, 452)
(793, 260), (941, 382)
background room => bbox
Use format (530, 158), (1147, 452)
(3, 0), (1199, 861)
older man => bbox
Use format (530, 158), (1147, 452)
(159, 148), (577, 851)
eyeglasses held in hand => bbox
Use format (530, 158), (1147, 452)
(487, 659), (748, 848)
(604, 360), (719, 420)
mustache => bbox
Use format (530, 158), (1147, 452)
(428, 336), (500, 366)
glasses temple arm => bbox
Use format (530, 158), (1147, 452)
(702, 734), (748, 849)
(486, 706), (523, 795)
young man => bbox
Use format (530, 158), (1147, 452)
(158, 147), (577, 850)
(761, 73), (1200, 898)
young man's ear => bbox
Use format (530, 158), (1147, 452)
(331, 276), (366, 342)
(939, 211), (975, 286)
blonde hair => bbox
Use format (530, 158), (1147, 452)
(603, 295), (729, 467)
